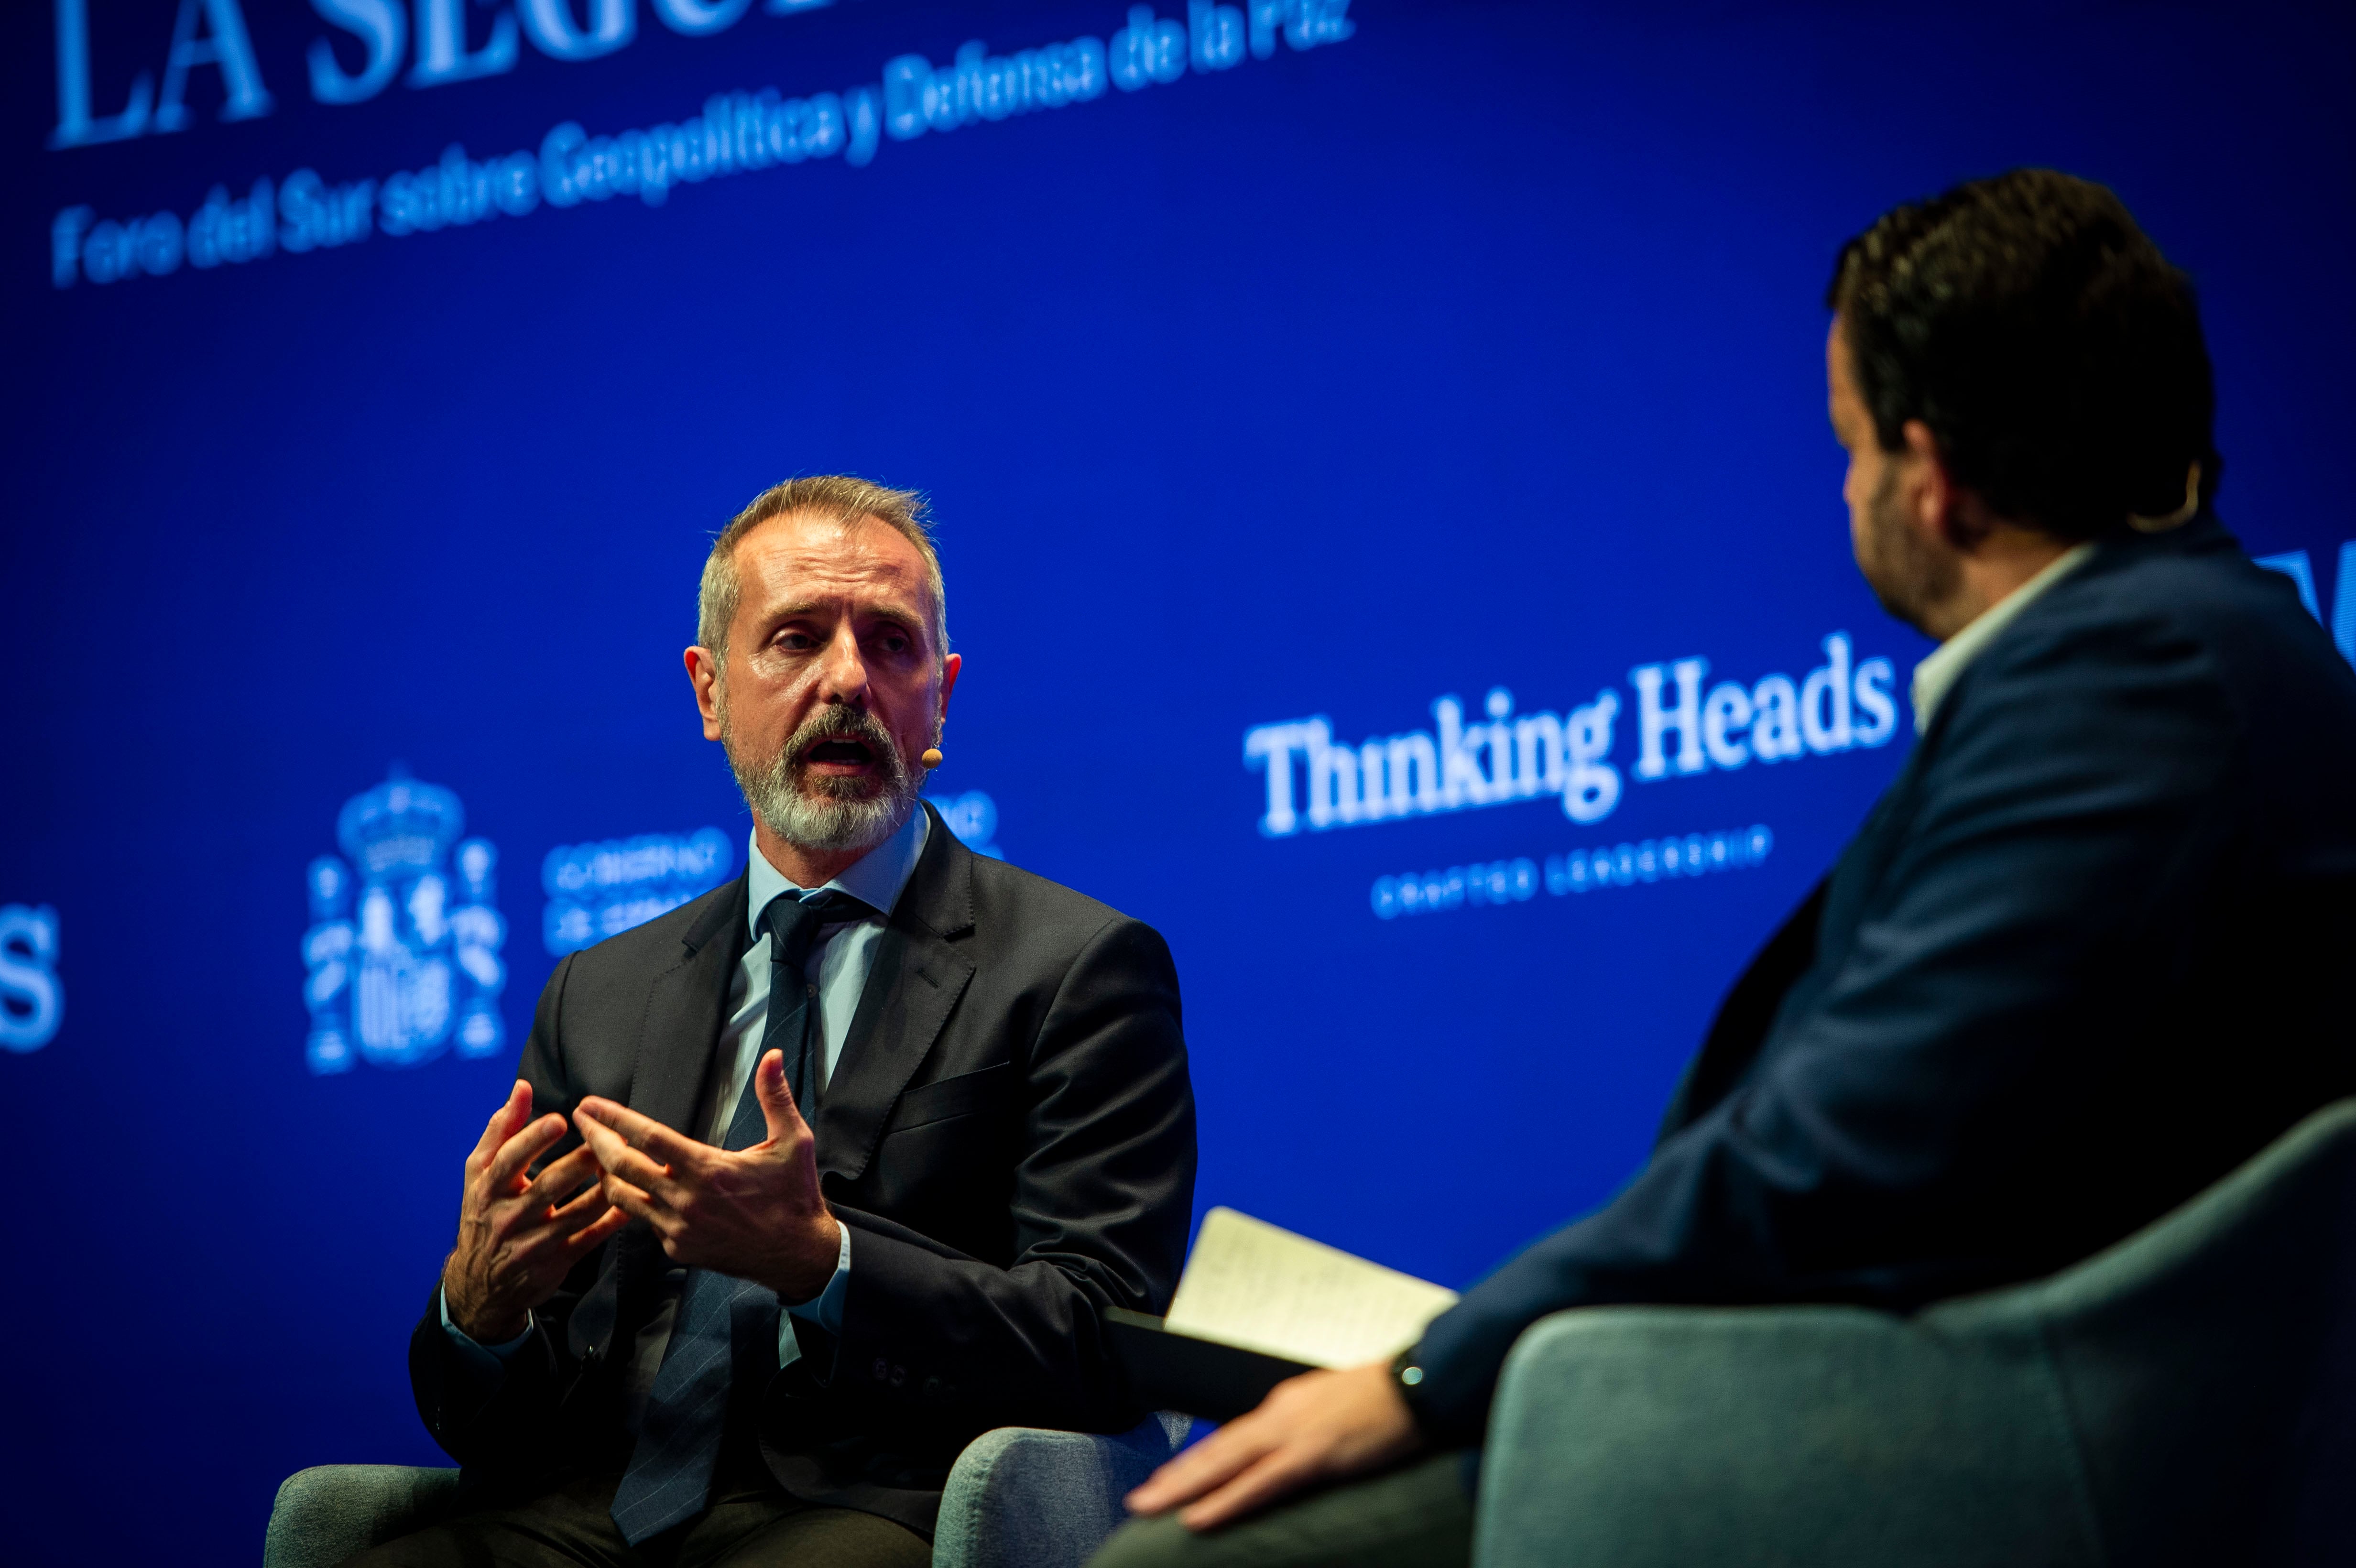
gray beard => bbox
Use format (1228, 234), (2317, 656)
(722, 700), (925, 855)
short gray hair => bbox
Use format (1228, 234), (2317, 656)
(697, 475), (948, 664)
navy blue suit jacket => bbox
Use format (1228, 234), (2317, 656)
(1411, 513), (2356, 1446)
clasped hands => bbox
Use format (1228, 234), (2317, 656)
(440, 1049), (841, 1343)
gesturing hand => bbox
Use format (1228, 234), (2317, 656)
(573, 1049), (842, 1304)
(442, 1081), (627, 1343)
(1123, 1361), (1424, 1532)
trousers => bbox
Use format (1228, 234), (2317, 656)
(1087, 1453), (1476, 1568)
(339, 1462), (929, 1568)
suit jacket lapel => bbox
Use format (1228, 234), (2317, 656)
(1653, 527), (2225, 1148)
(1657, 876), (1828, 1142)
(577, 877), (748, 1357)
(817, 803), (977, 1186)
(626, 874), (751, 1138)
(1656, 737), (1938, 1142)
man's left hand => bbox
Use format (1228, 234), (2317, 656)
(1123, 1361), (1424, 1532)
(574, 1049), (840, 1303)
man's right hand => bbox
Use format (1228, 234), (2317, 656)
(441, 1081), (628, 1343)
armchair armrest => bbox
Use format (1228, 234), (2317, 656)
(1473, 1306), (2100, 1568)
(935, 1413), (1192, 1568)
(263, 1464), (463, 1568)
(262, 1415), (1194, 1568)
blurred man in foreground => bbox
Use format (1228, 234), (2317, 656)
(369, 476), (1195, 1567)
(1096, 169), (2356, 1567)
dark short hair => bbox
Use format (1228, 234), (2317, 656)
(1827, 168), (2217, 540)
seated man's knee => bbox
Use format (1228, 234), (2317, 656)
(1091, 1514), (1227, 1568)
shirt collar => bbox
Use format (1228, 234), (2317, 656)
(1910, 542), (2096, 733)
(744, 804), (931, 941)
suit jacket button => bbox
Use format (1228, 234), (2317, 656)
(873, 1358), (890, 1383)
(922, 1376), (944, 1401)
(889, 1364), (907, 1388)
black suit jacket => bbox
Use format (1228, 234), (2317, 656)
(1412, 513), (2356, 1446)
(409, 805), (1197, 1536)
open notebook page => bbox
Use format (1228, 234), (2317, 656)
(1162, 1207), (1460, 1370)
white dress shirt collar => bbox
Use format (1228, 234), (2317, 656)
(744, 802), (930, 938)
(1910, 542), (2096, 733)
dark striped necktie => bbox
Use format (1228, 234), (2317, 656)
(608, 889), (875, 1545)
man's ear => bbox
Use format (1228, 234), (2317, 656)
(685, 647), (725, 741)
(1899, 419), (1979, 550)
(936, 652), (962, 724)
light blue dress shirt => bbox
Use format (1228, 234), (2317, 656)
(439, 807), (930, 1390)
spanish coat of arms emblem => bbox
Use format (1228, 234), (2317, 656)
(302, 767), (506, 1073)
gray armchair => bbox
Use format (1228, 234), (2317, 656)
(264, 1412), (1189, 1568)
(1474, 1096), (2356, 1568)
(933, 1412), (1192, 1568)
(265, 1466), (461, 1568)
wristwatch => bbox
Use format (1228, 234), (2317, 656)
(1389, 1344), (1435, 1429)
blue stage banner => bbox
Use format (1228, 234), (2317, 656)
(2, 2), (2350, 1560)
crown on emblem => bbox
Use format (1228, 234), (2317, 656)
(336, 765), (464, 878)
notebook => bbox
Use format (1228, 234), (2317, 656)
(1108, 1207), (1459, 1420)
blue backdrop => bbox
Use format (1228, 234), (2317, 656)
(3, 2), (2352, 1561)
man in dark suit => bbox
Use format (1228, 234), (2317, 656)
(367, 476), (1196, 1567)
(1097, 170), (2356, 1566)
